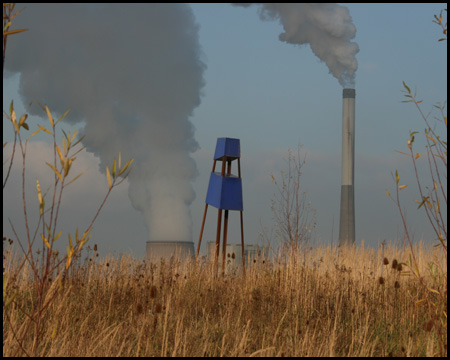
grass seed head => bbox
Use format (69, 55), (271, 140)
(392, 259), (398, 269)
(136, 303), (143, 314)
(424, 320), (433, 332)
(383, 257), (389, 265)
(150, 285), (157, 299)
(155, 303), (162, 313)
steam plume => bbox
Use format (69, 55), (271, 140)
(234, 3), (359, 87)
(5, 4), (205, 242)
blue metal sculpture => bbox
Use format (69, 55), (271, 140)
(196, 138), (245, 276)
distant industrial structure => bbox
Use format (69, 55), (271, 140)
(145, 90), (356, 261)
(338, 88), (356, 246)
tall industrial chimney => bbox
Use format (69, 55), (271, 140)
(338, 88), (356, 246)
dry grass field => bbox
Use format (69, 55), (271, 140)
(3, 241), (447, 357)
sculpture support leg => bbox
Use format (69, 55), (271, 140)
(240, 210), (245, 276)
(222, 210), (229, 276)
(214, 208), (222, 277)
(196, 203), (208, 260)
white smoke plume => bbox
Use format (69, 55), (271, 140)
(4, 4), (206, 243)
(234, 3), (359, 87)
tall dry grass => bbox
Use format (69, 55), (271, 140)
(3, 240), (446, 357)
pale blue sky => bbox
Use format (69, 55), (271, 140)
(3, 4), (447, 257)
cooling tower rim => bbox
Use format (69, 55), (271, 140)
(146, 241), (194, 244)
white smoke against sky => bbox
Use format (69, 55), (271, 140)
(5, 4), (206, 242)
(233, 3), (359, 87)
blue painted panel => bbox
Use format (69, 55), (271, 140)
(214, 138), (240, 160)
(205, 172), (243, 210)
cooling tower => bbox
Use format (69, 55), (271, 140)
(338, 88), (356, 246)
(145, 241), (195, 262)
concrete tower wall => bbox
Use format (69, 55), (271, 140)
(146, 241), (195, 262)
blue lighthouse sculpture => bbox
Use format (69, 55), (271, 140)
(196, 138), (245, 276)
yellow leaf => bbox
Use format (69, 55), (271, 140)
(46, 162), (63, 182)
(71, 129), (77, 143)
(398, 185), (407, 190)
(11, 109), (19, 132)
(78, 229), (91, 251)
(56, 108), (70, 125)
(28, 127), (41, 140)
(66, 249), (73, 270)
(402, 81), (411, 93)
(415, 153), (421, 159)
(63, 158), (73, 177)
(117, 159), (134, 177)
(427, 287), (440, 295)
(62, 136), (67, 155)
(395, 150), (412, 157)
(436, 198), (440, 215)
(65, 169), (87, 187)
(416, 298), (426, 306)
(11, 110), (16, 125)
(18, 114), (28, 128)
(54, 230), (62, 242)
(37, 124), (52, 135)
(395, 170), (400, 184)
(55, 145), (64, 164)
(386, 190), (391, 197)
(425, 134), (437, 144)
(80, 229), (91, 243)
(36, 179), (44, 216)
(106, 165), (112, 189)
(3, 28), (28, 36)
(41, 233), (50, 249)
(66, 158), (73, 176)
(112, 158), (117, 179)
(68, 234), (73, 252)
(413, 262), (420, 277)
(45, 105), (54, 128)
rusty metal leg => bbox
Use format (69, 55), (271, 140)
(240, 210), (245, 277)
(214, 208), (222, 278)
(222, 210), (229, 277)
(196, 203), (208, 261)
